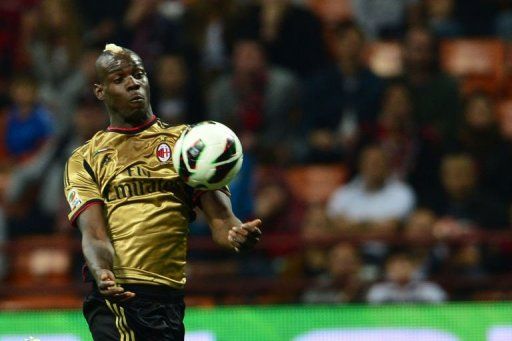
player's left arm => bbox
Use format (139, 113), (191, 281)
(200, 190), (262, 252)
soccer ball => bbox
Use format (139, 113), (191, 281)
(172, 121), (243, 190)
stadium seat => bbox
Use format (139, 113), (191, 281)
(0, 295), (82, 310)
(5, 234), (76, 285)
(440, 39), (506, 95)
(284, 164), (347, 204)
(364, 41), (403, 78)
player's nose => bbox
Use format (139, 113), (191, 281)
(126, 75), (140, 91)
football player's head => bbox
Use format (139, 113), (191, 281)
(94, 44), (152, 123)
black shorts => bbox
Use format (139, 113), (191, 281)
(83, 284), (186, 341)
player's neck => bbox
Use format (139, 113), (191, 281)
(109, 109), (154, 129)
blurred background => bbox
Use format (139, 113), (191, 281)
(2, 0), (512, 340)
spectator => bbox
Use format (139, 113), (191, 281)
(366, 251), (447, 304)
(299, 203), (333, 277)
(363, 81), (441, 197)
(151, 54), (204, 124)
(302, 20), (385, 163)
(182, 0), (240, 82)
(447, 244), (486, 282)
(0, 0), (39, 80)
(401, 26), (461, 143)
(208, 38), (301, 163)
(421, 153), (509, 234)
(403, 208), (448, 277)
(327, 145), (416, 238)
(122, 0), (184, 69)
(235, 0), (328, 77)
(452, 91), (512, 201)
(4, 98), (105, 238)
(5, 74), (54, 162)
(75, 0), (129, 47)
(302, 242), (367, 304)
(327, 145), (415, 265)
(351, 0), (421, 39)
(254, 176), (302, 258)
(423, 0), (464, 37)
(21, 0), (85, 134)
(495, 0), (512, 40)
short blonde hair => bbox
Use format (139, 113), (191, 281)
(103, 43), (124, 55)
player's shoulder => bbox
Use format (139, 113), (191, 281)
(154, 119), (189, 136)
(67, 130), (109, 162)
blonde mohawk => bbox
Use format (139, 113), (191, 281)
(104, 43), (124, 54)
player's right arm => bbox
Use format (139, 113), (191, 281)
(76, 205), (135, 301)
(64, 149), (134, 301)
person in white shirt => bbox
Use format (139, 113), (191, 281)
(327, 145), (415, 237)
(366, 252), (447, 304)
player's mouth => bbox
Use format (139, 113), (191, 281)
(129, 94), (145, 103)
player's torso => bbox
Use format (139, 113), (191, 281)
(85, 121), (192, 287)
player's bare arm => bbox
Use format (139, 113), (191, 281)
(77, 204), (135, 301)
(200, 190), (262, 252)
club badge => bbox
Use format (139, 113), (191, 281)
(156, 143), (171, 162)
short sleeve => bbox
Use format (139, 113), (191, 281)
(192, 186), (231, 207)
(64, 151), (103, 226)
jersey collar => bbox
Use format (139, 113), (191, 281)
(107, 115), (157, 134)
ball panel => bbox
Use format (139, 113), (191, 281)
(208, 155), (241, 184)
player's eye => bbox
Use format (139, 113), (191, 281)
(113, 77), (123, 84)
(134, 71), (144, 79)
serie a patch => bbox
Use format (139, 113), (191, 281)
(67, 189), (83, 210)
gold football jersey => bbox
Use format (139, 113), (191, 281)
(64, 116), (201, 289)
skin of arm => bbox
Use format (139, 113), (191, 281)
(77, 204), (135, 301)
(200, 190), (262, 252)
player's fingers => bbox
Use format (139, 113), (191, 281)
(228, 232), (243, 248)
(229, 229), (246, 241)
(244, 219), (262, 230)
(242, 221), (262, 235)
(104, 285), (125, 295)
(231, 226), (249, 237)
(113, 291), (136, 302)
(100, 270), (116, 281)
(98, 280), (116, 290)
(247, 236), (260, 243)
(248, 227), (262, 236)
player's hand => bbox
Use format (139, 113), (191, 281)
(96, 269), (136, 302)
(228, 219), (262, 252)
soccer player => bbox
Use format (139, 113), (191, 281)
(63, 44), (262, 340)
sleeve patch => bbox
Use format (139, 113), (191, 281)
(67, 188), (83, 210)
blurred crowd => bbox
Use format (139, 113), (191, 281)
(2, 0), (512, 305)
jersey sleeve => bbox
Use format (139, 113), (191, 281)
(64, 151), (103, 226)
(192, 186), (231, 207)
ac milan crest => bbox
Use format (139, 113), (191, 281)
(156, 143), (171, 162)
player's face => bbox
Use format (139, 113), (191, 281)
(97, 53), (150, 119)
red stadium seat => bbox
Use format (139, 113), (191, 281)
(440, 39), (506, 95)
(6, 234), (75, 285)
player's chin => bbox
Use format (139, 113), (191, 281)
(128, 98), (147, 109)
(126, 104), (148, 117)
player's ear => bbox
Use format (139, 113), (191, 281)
(94, 83), (104, 101)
